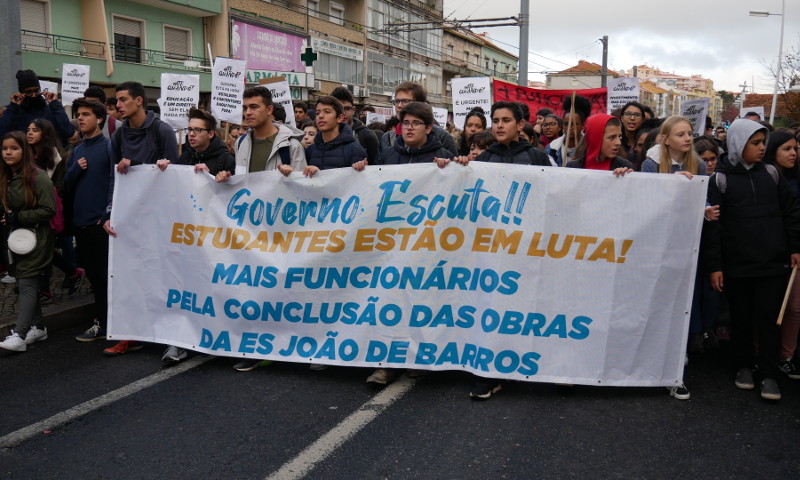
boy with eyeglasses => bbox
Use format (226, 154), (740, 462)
(377, 102), (454, 164)
(178, 108), (235, 175)
(379, 82), (457, 156)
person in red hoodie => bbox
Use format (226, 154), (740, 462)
(566, 114), (633, 171)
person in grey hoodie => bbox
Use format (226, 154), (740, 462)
(703, 118), (800, 401)
(379, 81), (457, 156)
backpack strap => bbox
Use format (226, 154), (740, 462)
(149, 117), (164, 158)
(764, 163), (780, 185)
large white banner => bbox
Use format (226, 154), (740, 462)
(211, 57), (246, 124)
(680, 98), (710, 136)
(61, 63), (90, 105)
(451, 77), (492, 129)
(158, 73), (200, 130)
(607, 77), (640, 114)
(108, 164), (706, 387)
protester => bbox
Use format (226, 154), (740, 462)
(179, 108), (235, 176)
(377, 101), (454, 166)
(468, 130), (496, 160)
(293, 101), (308, 127)
(26, 118), (84, 303)
(641, 116), (706, 175)
(0, 70), (76, 145)
(539, 114), (563, 151)
(566, 114), (632, 171)
(468, 102), (552, 167)
(83, 86), (121, 139)
(534, 107), (553, 136)
(103, 81), (180, 358)
(0, 132), (56, 352)
(519, 122), (540, 149)
(763, 129), (800, 379)
(546, 95), (591, 167)
(330, 87), (380, 164)
(301, 122), (318, 148)
(632, 128), (654, 171)
(703, 119), (800, 401)
(456, 107), (486, 156)
(65, 99), (114, 343)
(380, 82), (457, 155)
(618, 101), (646, 162)
(302, 96), (367, 178)
(694, 137), (719, 175)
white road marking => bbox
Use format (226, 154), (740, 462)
(0, 356), (213, 449)
(265, 375), (416, 480)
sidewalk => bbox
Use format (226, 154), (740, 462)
(0, 268), (96, 338)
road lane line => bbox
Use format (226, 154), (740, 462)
(265, 375), (416, 480)
(0, 355), (213, 449)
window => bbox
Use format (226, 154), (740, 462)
(308, 0), (319, 18)
(330, 2), (344, 25)
(164, 25), (191, 61)
(113, 16), (144, 63)
(20, 0), (50, 50)
(464, 51), (469, 63)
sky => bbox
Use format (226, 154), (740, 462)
(443, 0), (799, 93)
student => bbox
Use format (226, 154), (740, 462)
(472, 102), (552, 166)
(618, 101), (646, 162)
(27, 118), (83, 303)
(330, 87), (380, 164)
(302, 96), (367, 177)
(539, 114), (563, 151)
(217, 87), (306, 185)
(546, 95), (591, 167)
(103, 81), (180, 358)
(641, 116), (706, 176)
(468, 130), (496, 161)
(703, 119), (800, 401)
(83, 86), (121, 139)
(456, 107), (486, 156)
(0, 70), (76, 146)
(377, 102), (455, 165)
(519, 122), (540, 149)
(293, 101), (308, 127)
(65, 99), (114, 343)
(0, 132), (56, 352)
(566, 114), (633, 171)
(179, 108), (235, 176)
(379, 81), (457, 155)
(764, 130), (800, 379)
(301, 122), (317, 148)
(694, 137), (720, 175)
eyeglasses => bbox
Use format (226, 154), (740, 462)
(541, 122), (559, 128)
(622, 112), (643, 118)
(184, 127), (210, 134)
(401, 121), (426, 129)
(392, 99), (413, 106)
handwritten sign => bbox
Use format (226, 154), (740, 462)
(451, 77), (492, 128)
(606, 77), (640, 114)
(61, 63), (90, 105)
(211, 57), (246, 125)
(258, 77), (295, 127)
(158, 73), (200, 130)
(680, 98), (710, 136)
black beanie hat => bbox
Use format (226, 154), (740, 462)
(16, 69), (40, 92)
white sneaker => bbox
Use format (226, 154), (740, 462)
(1, 275), (16, 284)
(25, 326), (48, 344)
(162, 345), (188, 363)
(0, 332), (27, 352)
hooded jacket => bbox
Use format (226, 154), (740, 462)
(475, 140), (553, 166)
(306, 123), (368, 170)
(111, 110), (180, 165)
(641, 144), (707, 175)
(377, 131), (454, 165)
(566, 115), (632, 170)
(702, 118), (800, 277)
(178, 135), (236, 176)
(235, 121), (307, 174)
(65, 133), (113, 227)
(0, 98), (75, 146)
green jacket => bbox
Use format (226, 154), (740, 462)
(5, 169), (55, 278)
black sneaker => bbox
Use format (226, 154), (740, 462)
(469, 378), (501, 400)
(76, 320), (106, 342)
(63, 268), (85, 296)
(760, 378), (781, 401)
(735, 368), (755, 390)
(779, 360), (800, 380)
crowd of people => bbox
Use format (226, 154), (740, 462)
(2, 68), (800, 402)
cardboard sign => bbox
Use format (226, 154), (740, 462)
(61, 63), (90, 105)
(211, 57), (247, 124)
(679, 98), (710, 136)
(607, 77), (640, 114)
(258, 77), (295, 127)
(432, 107), (448, 127)
(158, 73), (200, 130)
(451, 77), (492, 128)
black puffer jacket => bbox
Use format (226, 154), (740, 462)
(377, 132), (454, 164)
(305, 123), (368, 170)
(474, 140), (552, 166)
(178, 135), (235, 175)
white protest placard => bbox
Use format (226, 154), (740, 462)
(740, 106), (765, 120)
(158, 73), (200, 130)
(680, 98), (710, 136)
(109, 164), (706, 387)
(451, 77), (492, 129)
(61, 63), (90, 105)
(607, 77), (640, 114)
(432, 107), (448, 127)
(258, 77), (295, 127)
(365, 112), (387, 125)
(39, 81), (59, 95)
(211, 57), (246, 124)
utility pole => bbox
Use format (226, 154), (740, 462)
(518, 0), (529, 87)
(600, 35), (608, 87)
(0, 1), (22, 101)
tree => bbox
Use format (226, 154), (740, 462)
(763, 35), (800, 92)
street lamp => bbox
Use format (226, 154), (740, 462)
(749, 0), (785, 124)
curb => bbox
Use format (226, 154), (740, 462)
(0, 296), (95, 339)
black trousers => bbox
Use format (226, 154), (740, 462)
(74, 224), (109, 327)
(725, 274), (788, 379)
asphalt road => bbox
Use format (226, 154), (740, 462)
(2, 325), (799, 480)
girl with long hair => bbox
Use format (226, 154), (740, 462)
(642, 116), (706, 176)
(457, 108), (486, 156)
(0, 131), (56, 352)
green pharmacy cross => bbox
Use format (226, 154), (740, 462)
(301, 47), (318, 67)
